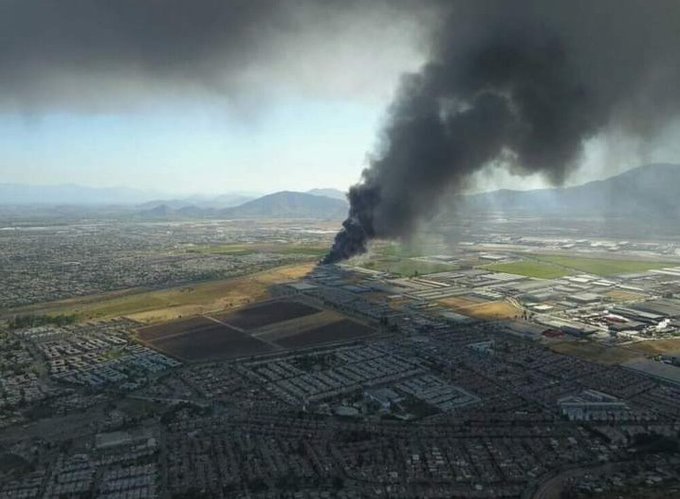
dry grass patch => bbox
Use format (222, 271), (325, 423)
(6, 262), (315, 324)
(462, 301), (522, 320)
(438, 296), (480, 309)
(625, 338), (680, 355)
(439, 297), (522, 320)
(605, 290), (646, 302)
(125, 263), (315, 324)
(550, 341), (642, 365)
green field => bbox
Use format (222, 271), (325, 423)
(361, 258), (457, 277)
(483, 260), (572, 279)
(533, 255), (674, 276)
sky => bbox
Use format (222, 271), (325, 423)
(2, 104), (679, 196)
(0, 0), (427, 195)
(1, 1), (679, 197)
(0, 98), (383, 195)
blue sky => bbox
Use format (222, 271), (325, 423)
(3, 98), (679, 196)
(0, 2), (678, 198)
(0, 1), (428, 196)
(0, 97), (383, 195)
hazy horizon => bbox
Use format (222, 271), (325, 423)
(1, 2), (678, 197)
(3, 160), (679, 200)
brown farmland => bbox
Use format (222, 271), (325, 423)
(275, 319), (375, 349)
(137, 316), (213, 342)
(214, 300), (321, 330)
(137, 317), (273, 361)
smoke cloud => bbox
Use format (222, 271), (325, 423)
(324, 0), (680, 263)
(0, 0), (428, 111)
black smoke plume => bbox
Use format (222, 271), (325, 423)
(324, 0), (680, 263)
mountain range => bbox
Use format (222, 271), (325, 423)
(138, 190), (348, 219)
(224, 191), (347, 218)
(1, 164), (678, 220)
(306, 188), (347, 201)
(465, 163), (680, 218)
(137, 193), (257, 210)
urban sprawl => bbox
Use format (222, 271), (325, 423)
(1, 218), (680, 498)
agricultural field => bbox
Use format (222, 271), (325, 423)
(254, 310), (344, 343)
(213, 300), (321, 330)
(137, 316), (213, 342)
(137, 317), (273, 361)
(483, 260), (572, 279)
(274, 319), (375, 349)
(135, 299), (374, 361)
(215, 300), (374, 349)
(531, 255), (674, 277)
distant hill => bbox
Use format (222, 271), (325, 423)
(135, 190), (349, 219)
(307, 188), (347, 201)
(140, 204), (175, 218)
(138, 199), (196, 210)
(209, 193), (257, 208)
(221, 191), (348, 219)
(7, 164), (677, 222)
(464, 163), (680, 219)
(139, 193), (256, 211)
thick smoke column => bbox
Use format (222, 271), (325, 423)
(324, 0), (680, 263)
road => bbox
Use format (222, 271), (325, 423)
(526, 461), (624, 499)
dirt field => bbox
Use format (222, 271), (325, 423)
(605, 290), (646, 302)
(439, 298), (522, 320)
(549, 337), (680, 365)
(438, 296), (481, 308)
(213, 300), (321, 330)
(625, 338), (680, 355)
(254, 311), (344, 342)
(5, 262), (315, 324)
(550, 341), (642, 365)
(137, 301), (372, 359)
(137, 316), (214, 342)
(127, 263), (315, 323)
(138, 317), (273, 361)
(275, 319), (374, 349)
